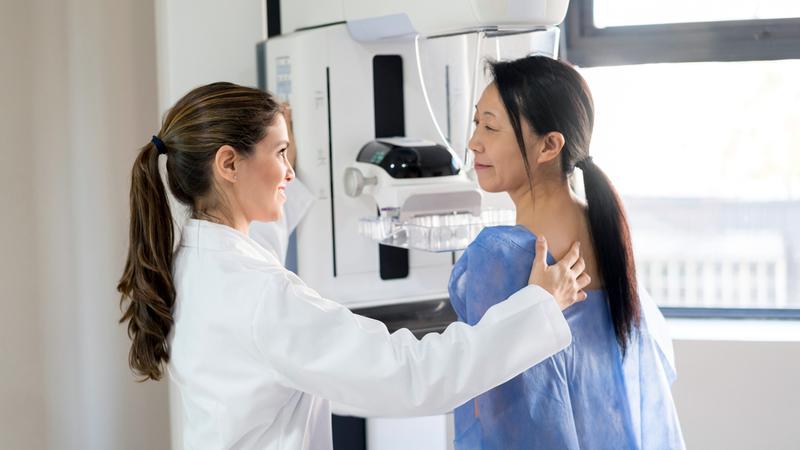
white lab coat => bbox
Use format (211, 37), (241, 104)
(168, 219), (572, 449)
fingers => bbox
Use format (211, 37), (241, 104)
(576, 273), (592, 290)
(572, 257), (586, 275)
(559, 241), (581, 268)
(533, 237), (549, 269)
(577, 290), (588, 301)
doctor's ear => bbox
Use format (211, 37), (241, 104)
(535, 131), (565, 164)
(214, 145), (240, 183)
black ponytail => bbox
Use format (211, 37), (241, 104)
(579, 159), (640, 355)
(490, 56), (640, 355)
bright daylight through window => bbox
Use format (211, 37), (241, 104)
(593, 0), (800, 28)
(578, 59), (800, 310)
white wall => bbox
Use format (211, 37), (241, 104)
(673, 338), (800, 449)
(0, 1), (45, 448)
(155, 0), (265, 112)
(1, 0), (170, 448)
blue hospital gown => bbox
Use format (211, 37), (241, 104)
(448, 226), (685, 450)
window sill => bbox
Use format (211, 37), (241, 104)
(666, 318), (800, 342)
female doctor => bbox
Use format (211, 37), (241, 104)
(117, 82), (590, 449)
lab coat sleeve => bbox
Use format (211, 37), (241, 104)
(251, 271), (572, 418)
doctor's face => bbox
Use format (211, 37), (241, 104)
(235, 114), (295, 223)
(468, 83), (537, 194)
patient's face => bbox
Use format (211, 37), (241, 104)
(468, 83), (536, 194)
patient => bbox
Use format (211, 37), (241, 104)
(449, 56), (685, 449)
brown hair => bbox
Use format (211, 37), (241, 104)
(117, 82), (282, 381)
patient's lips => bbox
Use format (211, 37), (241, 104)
(474, 161), (493, 171)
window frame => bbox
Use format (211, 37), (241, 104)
(660, 307), (800, 320)
(562, 0), (800, 319)
(563, 0), (800, 67)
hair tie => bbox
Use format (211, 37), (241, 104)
(576, 156), (593, 170)
(151, 135), (167, 155)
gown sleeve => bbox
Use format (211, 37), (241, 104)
(637, 285), (677, 383)
(250, 269), (571, 417)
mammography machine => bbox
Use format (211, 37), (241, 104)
(257, 1), (568, 447)
(260, 0), (566, 307)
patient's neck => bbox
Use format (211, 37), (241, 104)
(512, 178), (582, 234)
(512, 178), (585, 251)
(511, 176), (602, 290)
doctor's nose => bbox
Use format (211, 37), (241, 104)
(285, 161), (295, 182)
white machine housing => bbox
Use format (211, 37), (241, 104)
(344, 138), (481, 220)
(264, 1), (563, 308)
(281, 0), (569, 38)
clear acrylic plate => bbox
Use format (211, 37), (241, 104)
(358, 209), (515, 252)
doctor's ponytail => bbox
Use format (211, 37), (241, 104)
(117, 139), (176, 381)
(117, 82), (283, 381)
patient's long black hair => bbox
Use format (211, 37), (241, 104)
(490, 55), (640, 356)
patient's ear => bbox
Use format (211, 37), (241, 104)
(536, 132), (565, 164)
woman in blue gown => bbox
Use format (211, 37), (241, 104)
(449, 56), (685, 449)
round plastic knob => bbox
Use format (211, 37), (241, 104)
(343, 167), (376, 197)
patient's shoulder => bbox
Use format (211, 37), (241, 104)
(470, 225), (538, 257)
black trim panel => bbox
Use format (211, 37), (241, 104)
(326, 67), (338, 277)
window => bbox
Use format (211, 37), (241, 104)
(593, 0), (800, 28)
(565, 1), (800, 317)
(565, 0), (800, 67)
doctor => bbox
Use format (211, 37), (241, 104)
(117, 82), (590, 449)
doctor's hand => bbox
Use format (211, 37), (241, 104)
(528, 238), (590, 311)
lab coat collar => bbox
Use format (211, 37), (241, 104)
(180, 219), (280, 265)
